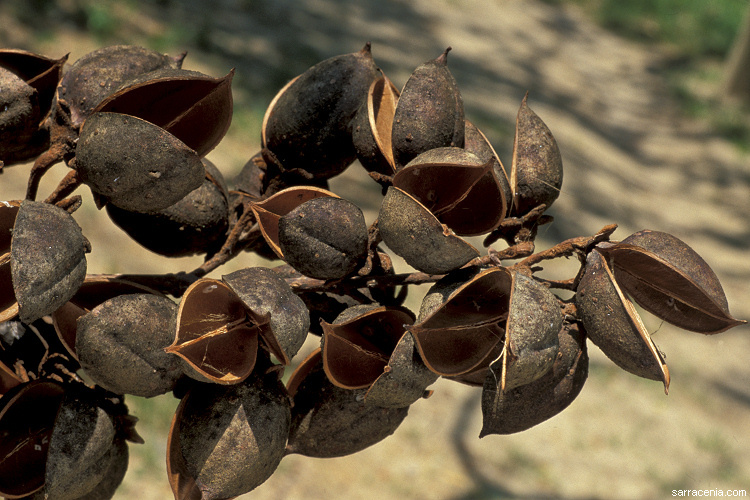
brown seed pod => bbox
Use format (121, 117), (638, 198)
(75, 112), (206, 213)
(167, 364), (291, 500)
(410, 267), (511, 379)
(392, 146), (507, 236)
(464, 120), (512, 215)
(597, 230), (746, 334)
(278, 196), (368, 280)
(168, 278), (264, 385)
(222, 266), (310, 366)
(0, 200), (88, 324)
(0, 379), (65, 498)
(0, 49), (66, 165)
(105, 158), (230, 257)
(76, 437), (129, 500)
(378, 186), (479, 274)
(44, 395), (117, 500)
(261, 43), (380, 179)
(58, 44), (184, 128)
(510, 93), (563, 215)
(321, 303), (437, 408)
(285, 349), (410, 458)
(75, 293), (182, 397)
(351, 73), (400, 176)
(576, 247), (670, 393)
(480, 321), (588, 436)
(51, 275), (165, 361)
(250, 186), (339, 258)
(391, 47), (465, 169)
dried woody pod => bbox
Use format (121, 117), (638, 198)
(74, 67), (233, 213)
(391, 47), (465, 169)
(249, 185), (339, 259)
(167, 359), (291, 500)
(321, 303), (437, 408)
(379, 146), (507, 274)
(105, 158), (230, 257)
(278, 196), (369, 280)
(261, 43), (380, 179)
(57, 44), (184, 128)
(0, 49), (66, 164)
(464, 120), (513, 216)
(167, 267), (309, 384)
(480, 322), (588, 436)
(577, 230), (746, 394)
(75, 293), (182, 397)
(285, 349), (410, 458)
(0, 200), (88, 324)
(510, 94), (563, 216)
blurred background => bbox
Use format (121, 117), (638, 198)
(1, 0), (749, 498)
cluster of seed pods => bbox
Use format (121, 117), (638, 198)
(0, 42), (745, 500)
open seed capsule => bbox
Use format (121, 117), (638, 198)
(262, 43), (379, 179)
(391, 48), (464, 169)
(0, 200), (88, 325)
(58, 44), (184, 128)
(167, 363), (291, 499)
(285, 349), (410, 458)
(351, 73), (400, 176)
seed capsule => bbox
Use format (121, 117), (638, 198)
(351, 73), (400, 176)
(391, 48), (465, 169)
(262, 43), (380, 179)
(510, 94), (563, 215)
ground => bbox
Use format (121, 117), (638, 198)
(1, 0), (749, 499)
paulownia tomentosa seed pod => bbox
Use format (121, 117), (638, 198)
(57, 44), (185, 129)
(321, 303), (438, 408)
(0, 49), (66, 165)
(261, 43), (380, 180)
(0, 200), (89, 325)
(480, 321), (588, 436)
(351, 72), (400, 177)
(278, 196), (369, 280)
(285, 349), (410, 458)
(510, 94), (563, 216)
(104, 158), (230, 257)
(167, 267), (310, 385)
(75, 293), (183, 398)
(74, 67), (233, 213)
(391, 47), (465, 170)
(576, 230), (746, 394)
(167, 361), (291, 499)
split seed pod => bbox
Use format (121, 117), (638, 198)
(391, 48), (465, 169)
(321, 304), (437, 408)
(0, 49), (66, 164)
(261, 43), (380, 179)
(43, 394), (118, 500)
(510, 94), (563, 216)
(105, 158), (230, 257)
(278, 196), (368, 280)
(351, 73), (400, 176)
(410, 267), (511, 382)
(480, 322), (588, 436)
(0, 379), (65, 498)
(1, 200), (88, 324)
(167, 363), (291, 500)
(74, 68), (233, 213)
(168, 267), (309, 384)
(75, 293), (182, 397)
(250, 186), (339, 259)
(464, 120), (512, 215)
(57, 44), (184, 128)
(285, 349), (410, 458)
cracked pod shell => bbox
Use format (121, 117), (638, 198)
(1, 200), (88, 324)
(75, 293), (182, 397)
(262, 43), (379, 179)
(167, 364), (291, 500)
(58, 44), (184, 128)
